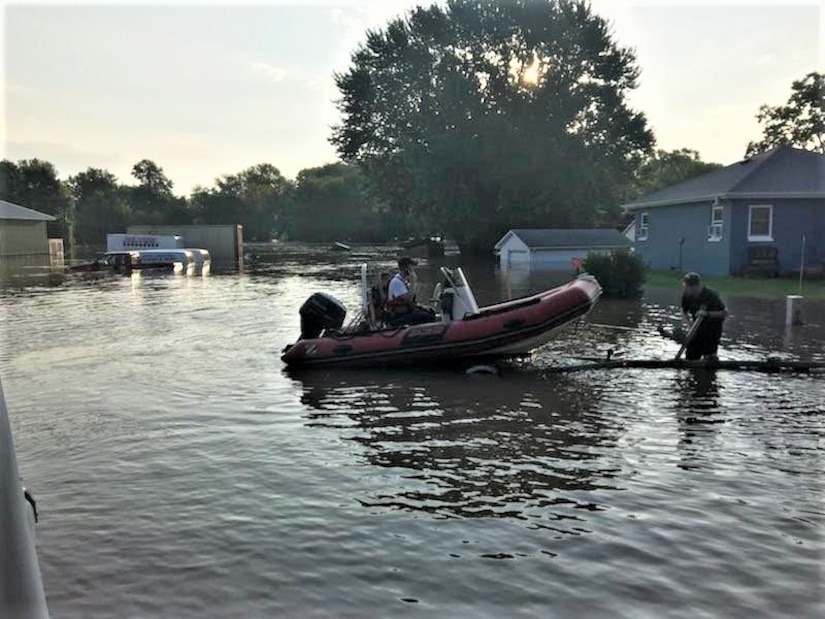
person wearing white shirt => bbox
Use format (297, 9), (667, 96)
(385, 256), (434, 325)
(388, 258), (415, 302)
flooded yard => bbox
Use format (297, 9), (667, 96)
(2, 244), (823, 618)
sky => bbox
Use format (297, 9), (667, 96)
(2, 0), (822, 194)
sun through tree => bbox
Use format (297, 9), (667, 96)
(331, 0), (654, 254)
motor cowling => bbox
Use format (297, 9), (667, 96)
(299, 292), (347, 340)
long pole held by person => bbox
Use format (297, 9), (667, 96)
(674, 311), (706, 361)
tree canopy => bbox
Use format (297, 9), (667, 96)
(331, 0), (654, 253)
(746, 71), (824, 156)
(190, 164), (291, 241)
(284, 162), (386, 242)
(132, 159), (174, 195)
(68, 168), (128, 245)
(124, 159), (191, 226)
(0, 158), (72, 241)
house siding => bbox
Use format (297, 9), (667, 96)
(497, 234), (530, 268)
(0, 220), (50, 260)
(729, 198), (824, 275)
(634, 202), (731, 276)
(0, 220), (52, 280)
(529, 247), (617, 269)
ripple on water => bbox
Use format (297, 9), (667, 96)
(2, 252), (824, 618)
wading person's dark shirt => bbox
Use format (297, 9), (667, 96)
(681, 287), (725, 321)
(681, 286), (725, 359)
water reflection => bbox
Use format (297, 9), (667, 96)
(644, 288), (825, 361)
(4, 244), (824, 618)
(673, 370), (724, 471)
(291, 369), (624, 532)
(496, 265), (581, 301)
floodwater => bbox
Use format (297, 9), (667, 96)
(1, 244), (823, 618)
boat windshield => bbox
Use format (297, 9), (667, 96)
(440, 267), (480, 315)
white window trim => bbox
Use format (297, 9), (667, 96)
(708, 204), (724, 241)
(638, 212), (649, 241)
(748, 204), (773, 242)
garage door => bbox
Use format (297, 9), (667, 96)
(506, 249), (529, 265)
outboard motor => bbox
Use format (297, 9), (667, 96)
(299, 293), (347, 340)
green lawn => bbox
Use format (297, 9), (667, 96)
(644, 270), (825, 300)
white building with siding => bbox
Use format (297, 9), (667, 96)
(494, 228), (633, 269)
(0, 200), (56, 278)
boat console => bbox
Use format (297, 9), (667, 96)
(437, 267), (480, 321)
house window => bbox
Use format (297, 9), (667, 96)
(638, 212), (649, 240)
(708, 204), (724, 241)
(748, 205), (773, 241)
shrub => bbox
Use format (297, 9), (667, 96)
(583, 249), (646, 298)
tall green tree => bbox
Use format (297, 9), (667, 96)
(132, 159), (174, 195)
(0, 161), (21, 198)
(235, 164), (292, 240)
(331, 0), (654, 253)
(746, 71), (824, 156)
(68, 168), (129, 245)
(284, 162), (383, 242)
(189, 185), (238, 228)
(124, 159), (191, 226)
(190, 164), (291, 240)
(0, 158), (73, 241)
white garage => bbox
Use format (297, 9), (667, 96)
(494, 228), (633, 269)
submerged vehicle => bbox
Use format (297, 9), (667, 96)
(281, 264), (601, 368)
(66, 250), (177, 273)
(66, 250), (143, 273)
(134, 248), (199, 270)
(66, 248), (211, 275)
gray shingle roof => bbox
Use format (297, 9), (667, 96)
(498, 228), (633, 250)
(623, 146), (825, 210)
(0, 199), (56, 222)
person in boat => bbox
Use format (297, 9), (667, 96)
(681, 272), (728, 361)
(386, 257), (435, 326)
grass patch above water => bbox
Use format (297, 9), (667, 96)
(644, 270), (825, 300)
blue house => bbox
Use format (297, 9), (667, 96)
(623, 146), (824, 276)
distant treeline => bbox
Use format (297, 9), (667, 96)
(2, 1), (818, 255)
(0, 148), (720, 252)
(0, 158), (397, 248)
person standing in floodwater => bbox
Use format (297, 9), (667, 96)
(681, 272), (728, 361)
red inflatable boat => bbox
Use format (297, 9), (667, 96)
(281, 266), (602, 368)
